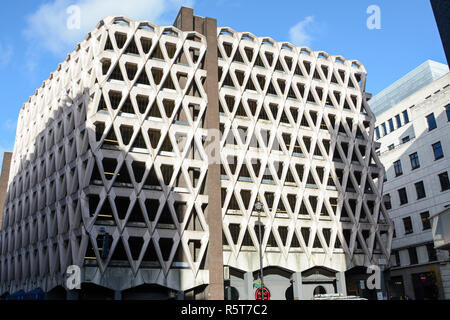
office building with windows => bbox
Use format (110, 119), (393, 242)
(372, 60), (450, 299)
(0, 7), (392, 300)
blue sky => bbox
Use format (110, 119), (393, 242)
(0, 0), (446, 161)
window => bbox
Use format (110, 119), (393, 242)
(381, 123), (387, 136)
(446, 104), (450, 121)
(384, 194), (392, 210)
(395, 114), (402, 128)
(420, 212), (431, 230)
(403, 217), (413, 234)
(409, 152), (420, 170)
(394, 160), (403, 177)
(403, 110), (409, 124)
(432, 141), (444, 160)
(394, 250), (400, 266)
(438, 171), (450, 191)
(402, 136), (410, 144)
(375, 127), (380, 140)
(414, 181), (426, 199)
(426, 113), (437, 131)
(388, 118), (395, 132)
(426, 243), (437, 262)
(388, 144), (395, 151)
(408, 247), (418, 265)
(398, 188), (408, 205)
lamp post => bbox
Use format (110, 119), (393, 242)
(254, 198), (264, 295)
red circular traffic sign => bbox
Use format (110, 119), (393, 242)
(420, 274), (427, 283)
(255, 287), (270, 300)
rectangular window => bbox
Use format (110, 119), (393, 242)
(439, 171), (450, 191)
(394, 250), (400, 266)
(394, 160), (403, 177)
(432, 141), (444, 160)
(420, 212), (431, 230)
(388, 118), (395, 132)
(402, 136), (410, 144)
(388, 144), (395, 151)
(426, 243), (437, 262)
(398, 188), (408, 205)
(409, 152), (420, 170)
(395, 114), (402, 128)
(426, 113), (437, 131)
(381, 123), (387, 136)
(414, 181), (426, 199)
(408, 247), (418, 265)
(446, 104), (450, 122)
(375, 127), (380, 140)
(403, 110), (409, 124)
(403, 217), (413, 234)
(384, 193), (392, 210)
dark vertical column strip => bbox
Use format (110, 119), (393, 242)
(0, 152), (12, 229)
(174, 7), (224, 300)
(202, 16), (224, 300)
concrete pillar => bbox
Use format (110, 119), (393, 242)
(336, 271), (347, 296)
(0, 152), (12, 229)
(174, 6), (224, 301)
(114, 290), (122, 300)
(176, 291), (185, 300)
(66, 290), (79, 300)
(292, 272), (303, 300)
(244, 272), (254, 300)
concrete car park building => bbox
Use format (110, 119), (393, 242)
(0, 7), (392, 300)
(371, 60), (450, 299)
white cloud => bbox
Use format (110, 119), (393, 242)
(289, 16), (315, 47)
(0, 44), (13, 69)
(24, 0), (193, 55)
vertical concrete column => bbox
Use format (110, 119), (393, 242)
(244, 272), (254, 300)
(0, 152), (12, 229)
(336, 271), (347, 296)
(176, 291), (185, 300)
(292, 272), (303, 300)
(66, 290), (79, 300)
(114, 290), (122, 300)
(203, 16), (224, 300)
(173, 7), (193, 31)
(175, 7), (224, 300)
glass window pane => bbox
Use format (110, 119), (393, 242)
(426, 113), (437, 131)
(403, 110), (409, 124)
(433, 142), (444, 160)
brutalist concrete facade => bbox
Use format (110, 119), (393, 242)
(0, 7), (392, 300)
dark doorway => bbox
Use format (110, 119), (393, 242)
(313, 285), (327, 295)
(387, 276), (405, 300)
(412, 272), (439, 300)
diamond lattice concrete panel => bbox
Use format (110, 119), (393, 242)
(0, 17), (210, 294)
(0, 14), (393, 298)
(217, 28), (392, 273)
